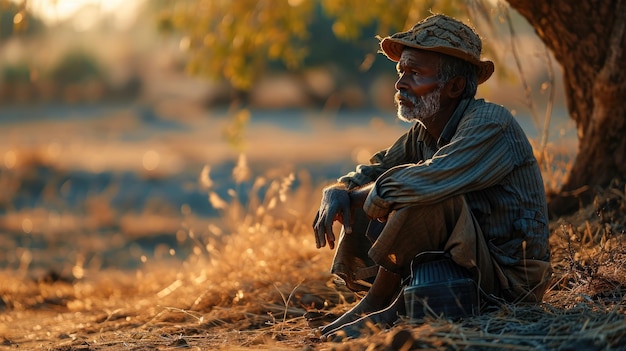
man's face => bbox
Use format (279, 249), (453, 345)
(394, 48), (443, 124)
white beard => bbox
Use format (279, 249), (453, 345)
(396, 85), (443, 124)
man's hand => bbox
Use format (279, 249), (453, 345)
(312, 185), (353, 249)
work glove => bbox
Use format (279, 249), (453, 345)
(312, 185), (352, 249)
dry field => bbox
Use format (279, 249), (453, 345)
(1, 106), (625, 350)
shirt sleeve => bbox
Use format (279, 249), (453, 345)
(337, 125), (422, 189)
(364, 106), (515, 217)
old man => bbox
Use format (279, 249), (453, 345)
(312, 14), (551, 339)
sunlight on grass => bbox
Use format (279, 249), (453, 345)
(3, 130), (626, 349)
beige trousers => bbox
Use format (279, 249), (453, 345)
(331, 196), (551, 303)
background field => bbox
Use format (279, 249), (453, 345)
(3, 1), (626, 350)
(3, 101), (625, 350)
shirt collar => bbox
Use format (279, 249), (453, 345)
(437, 98), (472, 148)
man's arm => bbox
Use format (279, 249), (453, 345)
(312, 183), (374, 249)
(369, 108), (515, 211)
(347, 183), (372, 209)
(338, 126), (419, 188)
(312, 125), (419, 249)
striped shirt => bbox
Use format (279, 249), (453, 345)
(338, 98), (550, 266)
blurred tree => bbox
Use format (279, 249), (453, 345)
(2, 62), (30, 83)
(49, 50), (103, 85)
(0, 0), (43, 39)
(163, 0), (626, 215)
(159, 0), (315, 90)
(159, 0), (464, 89)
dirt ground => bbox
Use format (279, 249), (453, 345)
(2, 177), (626, 350)
(1, 105), (624, 350)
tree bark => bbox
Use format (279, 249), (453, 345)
(507, 0), (626, 216)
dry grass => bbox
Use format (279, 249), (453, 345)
(2, 138), (626, 350)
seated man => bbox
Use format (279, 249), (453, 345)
(312, 14), (551, 338)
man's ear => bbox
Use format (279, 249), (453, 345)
(445, 76), (466, 99)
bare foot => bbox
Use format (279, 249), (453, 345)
(319, 296), (380, 335)
(322, 292), (405, 341)
(320, 266), (403, 338)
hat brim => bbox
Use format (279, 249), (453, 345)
(381, 37), (494, 84)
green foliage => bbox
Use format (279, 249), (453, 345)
(164, 0), (314, 90)
(223, 108), (251, 151)
(49, 50), (103, 85)
(161, 0), (482, 90)
(2, 62), (30, 84)
(321, 0), (407, 39)
(0, 0), (44, 39)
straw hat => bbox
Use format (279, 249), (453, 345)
(380, 14), (494, 84)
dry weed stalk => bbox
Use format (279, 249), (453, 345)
(4, 145), (626, 349)
(179, 160), (626, 350)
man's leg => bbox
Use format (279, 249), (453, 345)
(330, 208), (378, 292)
(321, 202), (449, 337)
(321, 196), (497, 338)
(320, 266), (401, 335)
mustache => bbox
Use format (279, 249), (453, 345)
(394, 90), (418, 104)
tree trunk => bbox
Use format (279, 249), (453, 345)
(506, 0), (626, 217)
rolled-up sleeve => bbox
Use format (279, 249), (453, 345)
(363, 180), (393, 218)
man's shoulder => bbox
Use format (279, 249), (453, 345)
(467, 98), (513, 116)
(463, 98), (515, 125)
